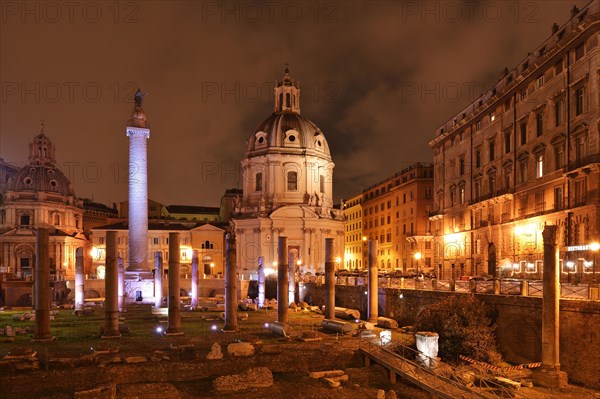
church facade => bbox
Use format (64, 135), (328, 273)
(232, 68), (344, 277)
(0, 127), (86, 279)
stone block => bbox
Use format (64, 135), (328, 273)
(227, 342), (254, 357)
(124, 356), (147, 364)
(377, 317), (399, 329)
(74, 383), (116, 399)
(213, 367), (273, 392)
(310, 370), (345, 379)
(206, 343), (223, 360)
(323, 377), (340, 388)
(493, 376), (521, 390)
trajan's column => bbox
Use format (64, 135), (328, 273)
(126, 89), (150, 273)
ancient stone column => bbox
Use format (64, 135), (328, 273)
(75, 247), (84, 312)
(154, 252), (163, 308)
(166, 233), (182, 335)
(33, 228), (51, 341)
(103, 231), (120, 338)
(368, 239), (379, 323)
(117, 258), (125, 311)
(324, 238), (336, 320)
(533, 225), (567, 388)
(223, 234), (238, 332)
(191, 250), (199, 308)
(257, 256), (265, 308)
(126, 93), (150, 272)
(288, 251), (297, 305)
(277, 236), (289, 325)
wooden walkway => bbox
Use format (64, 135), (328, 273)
(359, 340), (528, 399)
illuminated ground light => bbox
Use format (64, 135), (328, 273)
(155, 326), (163, 334)
(264, 323), (269, 328)
(211, 324), (218, 331)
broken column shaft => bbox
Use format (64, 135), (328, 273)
(277, 236), (289, 325)
(368, 239), (379, 323)
(324, 238), (336, 320)
(33, 228), (51, 341)
(534, 225), (567, 388)
(166, 233), (183, 335)
(75, 247), (84, 312)
(191, 250), (199, 308)
(154, 252), (164, 308)
(223, 234), (238, 332)
(288, 251), (297, 305)
(118, 257), (124, 311)
(103, 230), (121, 338)
(257, 256), (265, 308)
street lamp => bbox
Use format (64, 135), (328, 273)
(414, 252), (422, 275)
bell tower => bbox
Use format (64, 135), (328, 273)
(273, 65), (301, 114)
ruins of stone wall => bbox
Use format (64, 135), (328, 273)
(301, 283), (600, 389)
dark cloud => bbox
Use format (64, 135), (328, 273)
(0, 0), (588, 206)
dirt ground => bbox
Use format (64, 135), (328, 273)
(0, 305), (599, 399)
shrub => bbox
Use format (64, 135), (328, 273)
(415, 295), (500, 364)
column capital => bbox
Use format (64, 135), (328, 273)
(542, 225), (558, 246)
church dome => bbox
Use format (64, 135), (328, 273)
(11, 164), (75, 197)
(245, 67), (331, 160)
(8, 126), (76, 197)
(247, 112), (331, 158)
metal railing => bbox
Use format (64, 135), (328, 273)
(358, 336), (532, 399)
(333, 277), (599, 300)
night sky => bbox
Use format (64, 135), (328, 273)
(0, 0), (588, 207)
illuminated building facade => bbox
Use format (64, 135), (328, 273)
(361, 163), (434, 273)
(232, 67), (344, 276)
(429, 3), (600, 281)
(0, 128), (85, 279)
(90, 222), (225, 279)
(342, 193), (363, 270)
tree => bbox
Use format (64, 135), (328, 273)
(415, 295), (500, 364)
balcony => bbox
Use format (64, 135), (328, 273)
(428, 210), (443, 220)
(534, 202), (545, 215)
(566, 153), (600, 173)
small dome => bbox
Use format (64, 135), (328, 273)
(246, 112), (331, 159)
(10, 164), (75, 197)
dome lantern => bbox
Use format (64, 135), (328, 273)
(274, 64), (301, 114)
(28, 122), (56, 166)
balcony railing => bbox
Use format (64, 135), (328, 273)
(565, 153), (600, 172)
(331, 278), (599, 300)
(534, 202), (545, 214)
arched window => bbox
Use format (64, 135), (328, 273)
(53, 214), (60, 226)
(286, 93), (290, 108)
(287, 171), (298, 191)
(255, 172), (262, 191)
(278, 93), (283, 111)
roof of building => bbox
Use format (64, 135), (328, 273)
(166, 205), (220, 214)
(92, 220), (229, 231)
